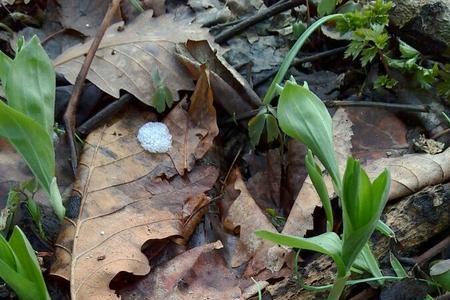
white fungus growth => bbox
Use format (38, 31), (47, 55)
(137, 122), (172, 153)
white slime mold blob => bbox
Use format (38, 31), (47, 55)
(137, 122), (172, 153)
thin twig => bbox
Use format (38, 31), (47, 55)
(323, 100), (429, 112)
(431, 128), (450, 140)
(414, 235), (450, 266)
(227, 100), (428, 124)
(77, 94), (132, 136)
(183, 194), (224, 226)
(253, 46), (347, 87)
(41, 28), (67, 45)
(220, 145), (243, 192)
(214, 0), (304, 43)
(63, 0), (122, 174)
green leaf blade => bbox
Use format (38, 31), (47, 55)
(8, 226), (50, 300)
(262, 14), (343, 104)
(341, 158), (390, 270)
(0, 51), (12, 83)
(5, 36), (55, 136)
(318, 0), (336, 16)
(305, 149), (333, 232)
(256, 230), (345, 273)
(389, 252), (408, 278)
(0, 260), (41, 300)
(0, 101), (64, 219)
(278, 82), (340, 187)
(248, 113), (266, 146)
(0, 234), (18, 270)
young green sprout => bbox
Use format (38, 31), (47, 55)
(0, 226), (50, 300)
(256, 81), (391, 300)
(0, 36), (65, 220)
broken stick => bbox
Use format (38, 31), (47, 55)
(63, 0), (122, 174)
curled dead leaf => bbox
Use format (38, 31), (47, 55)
(223, 169), (283, 275)
(176, 40), (262, 120)
(365, 147), (450, 199)
(165, 67), (219, 175)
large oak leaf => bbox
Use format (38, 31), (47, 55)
(51, 106), (218, 299)
(53, 11), (213, 106)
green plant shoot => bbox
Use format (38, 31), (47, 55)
(151, 69), (173, 113)
(0, 226), (50, 300)
(278, 82), (341, 189)
(0, 36), (65, 220)
(256, 80), (391, 299)
(249, 14), (343, 146)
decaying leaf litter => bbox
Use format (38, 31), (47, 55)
(0, 0), (449, 299)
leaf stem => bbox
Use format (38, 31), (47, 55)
(263, 14), (344, 105)
(327, 274), (349, 300)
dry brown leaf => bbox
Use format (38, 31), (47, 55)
(120, 241), (243, 299)
(141, 0), (166, 16)
(57, 0), (123, 37)
(165, 67), (219, 175)
(365, 147), (450, 199)
(54, 11), (214, 106)
(176, 40), (262, 120)
(282, 108), (353, 236)
(121, 0), (167, 23)
(348, 107), (409, 161)
(223, 169), (282, 274)
(246, 149), (282, 210)
(51, 106), (219, 299)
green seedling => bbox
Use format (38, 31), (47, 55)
(256, 81), (391, 299)
(0, 226), (50, 300)
(266, 208), (286, 230)
(385, 40), (439, 90)
(151, 69), (173, 113)
(336, 0), (392, 67)
(336, 0), (446, 93)
(0, 36), (64, 220)
(389, 252), (408, 278)
(25, 199), (47, 242)
(318, 0), (338, 16)
(1, 179), (48, 242)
